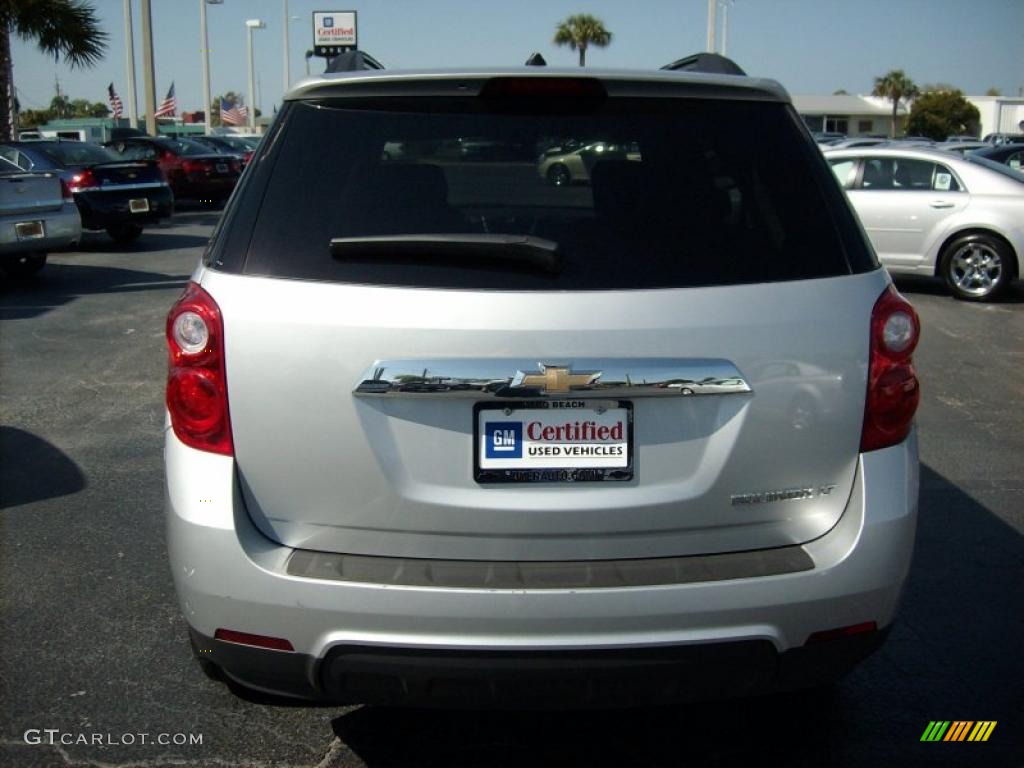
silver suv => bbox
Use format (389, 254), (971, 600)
(165, 63), (921, 707)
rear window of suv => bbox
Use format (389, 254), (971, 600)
(238, 93), (874, 290)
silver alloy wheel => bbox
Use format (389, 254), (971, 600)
(949, 242), (1003, 297)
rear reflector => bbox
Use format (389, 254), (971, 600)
(214, 629), (295, 652)
(480, 77), (606, 100)
(805, 621), (878, 645)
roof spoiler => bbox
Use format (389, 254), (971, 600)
(661, 53), (746, 76)
(325, 50), (385, 73)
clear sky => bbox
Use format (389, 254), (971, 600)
(11, 0), (1024, 116)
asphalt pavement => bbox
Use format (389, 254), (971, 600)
(1, 212), (1021, 768)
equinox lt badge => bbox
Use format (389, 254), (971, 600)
(731, 484), (838, 506)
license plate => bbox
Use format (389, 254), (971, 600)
(129, 198), (149, 213)
(215, 163), (228, 174)
(474, 400), (633, 483)
(15, 220), (44, 240)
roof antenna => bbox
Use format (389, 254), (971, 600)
(525, 52), (547, 66)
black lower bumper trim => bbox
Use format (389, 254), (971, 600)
(190, 626), (890, 708)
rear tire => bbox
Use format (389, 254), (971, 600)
(107, 223), (143, 244)
(547, 163), (571, 187)
(940, 233), (1014, 301)
(3, 252), (47, 278)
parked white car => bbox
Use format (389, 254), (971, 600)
(824, 147), (1024, 300)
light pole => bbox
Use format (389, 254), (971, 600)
(720, 1), (729, 56)
(140, 0), (157, 136)
(245, 19), (266, 131)
(200, 0), (223, 135)
(706, 0), (717, 53)
(123, 0), (138, 126)
(282, 0), (290, 91)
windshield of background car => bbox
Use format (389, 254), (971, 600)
(240, 95), (874, 290)
(37, 142), (119, 167)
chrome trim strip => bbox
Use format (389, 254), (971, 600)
(87, 181), (169, 193)
(353, 358), (752, 399)
(287, 546), (812, 589)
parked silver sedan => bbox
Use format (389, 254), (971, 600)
(0, 157), (81, 277)
(825, 146), (1024, 300)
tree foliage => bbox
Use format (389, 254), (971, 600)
(872, 69), (919, 138)
(553, 14), (612, 67)
(15, 93), (108, 127)
(907, 88), (980, 141)
(0, 0), (107, 139)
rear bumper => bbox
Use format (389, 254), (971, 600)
(191, 625), (890, 707)
(166, 427), (918, 705)
(76, 186), (173, 229)
(0, 202), (81, 254)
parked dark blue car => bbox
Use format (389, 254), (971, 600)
(0, 141), (173, 243)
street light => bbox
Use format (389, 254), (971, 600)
(200, 0), (223, 136)
(123, 0), (138, 126)
(245, 19), (266, 131)
(282, 0), (291, 91)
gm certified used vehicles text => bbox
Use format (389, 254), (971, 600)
(0, 141), (171, 244)
(826, 146), (1024, 301)
(165, 62), (922, 707)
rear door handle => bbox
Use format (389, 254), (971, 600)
(929, 200), (955, 209)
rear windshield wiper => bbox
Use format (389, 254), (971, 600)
(329, 233), (561, 273)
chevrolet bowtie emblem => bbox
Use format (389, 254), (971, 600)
(512, 364), (601, 394)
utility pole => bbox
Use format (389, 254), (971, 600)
(721, 2), (729, 56)
(140, 0), (157, 135)
(200, 0), (212, 134)
(245, 19), (266, 131)
(123, 0), (138, 126)
(706, 0), (717, 53)
(282, 0), (291, 91)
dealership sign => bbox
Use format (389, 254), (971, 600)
(312, 11), (357, 57)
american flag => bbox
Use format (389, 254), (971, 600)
(220, 97), (249, 126)
(107, 82), (123, 119)
(155, 82), (177, 118)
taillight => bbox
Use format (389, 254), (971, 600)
(181, 159), (207, 174)
(166, 282), (233, 455)
(861, 285), (921, 452)
(59, 178), (74, 200)
(67, 168), (98, 193)
(161, 149), (182, 172)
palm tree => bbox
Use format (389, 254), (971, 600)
(872, 69), (919, 138)
(553, 14), (612, 67)
(0, 0), (107, 140)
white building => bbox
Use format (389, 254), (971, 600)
(969, 96), (1024, 139)
(792, 95), (908, 137)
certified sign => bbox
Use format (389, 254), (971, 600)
(474, 401), (633, 483)
(312, 11), (357, 56)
